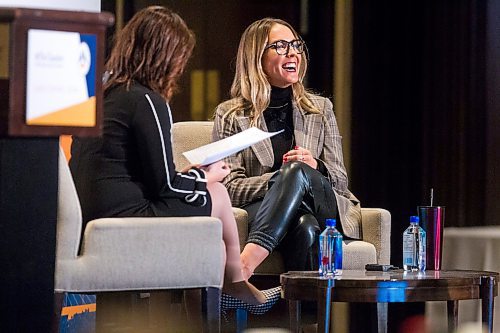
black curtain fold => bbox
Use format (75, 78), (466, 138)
(419, 0), (487, 228)
(351, 0), (495, 268)
(351, 1), (495, 331)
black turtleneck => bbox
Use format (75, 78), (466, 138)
(263, 86), (294, 171)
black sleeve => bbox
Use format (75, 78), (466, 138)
(315, 158), (329, 177)
(131, 91), (208, 206)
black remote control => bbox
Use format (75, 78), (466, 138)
(365, 264), (398, 272)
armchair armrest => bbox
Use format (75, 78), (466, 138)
(232, 207), (249, 250)
(57, 216), (224, 292)
(361, 208), (391, 265)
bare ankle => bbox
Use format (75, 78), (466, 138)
(241, 265), (254, 281)
(240, 243), (269, 278)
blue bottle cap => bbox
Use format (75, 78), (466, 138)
(326, 218), (336, 227)
(410, 215), (419, 224)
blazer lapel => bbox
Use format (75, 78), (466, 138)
(292, 102), (305, 148)
(235, 115), (274, 168)
(293, 102), (324, 157)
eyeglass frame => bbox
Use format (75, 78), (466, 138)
(264, 39), (305, 56)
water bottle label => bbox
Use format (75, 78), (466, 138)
(318, 228), (343, 276)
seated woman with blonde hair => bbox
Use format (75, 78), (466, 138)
(213, 17), (362, 279)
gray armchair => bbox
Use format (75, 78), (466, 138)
(54, 147), (224, 332)
(172, 121), (391, 275)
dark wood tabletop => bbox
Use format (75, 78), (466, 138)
(280, 270), (498, 333)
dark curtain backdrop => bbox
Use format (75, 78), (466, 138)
(351, 0), (498, 265)
(485, 0), (500, 228)
(350, 1), (498, 331)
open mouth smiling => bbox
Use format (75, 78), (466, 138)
(282, 62), (297, 72)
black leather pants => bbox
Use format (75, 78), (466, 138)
(243, 161), (339, 271)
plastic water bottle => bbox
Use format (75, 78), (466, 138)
(402, 215), (427, 271)
(319, 218), (343, 276)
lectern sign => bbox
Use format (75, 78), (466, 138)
(26, 29), (97, 127)
(0, 8), (113, 137)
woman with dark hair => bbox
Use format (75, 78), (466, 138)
(69, 6), (279, 313)
(213, 18), (362, 278)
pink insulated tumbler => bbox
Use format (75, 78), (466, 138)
(418, 206), (445, 271)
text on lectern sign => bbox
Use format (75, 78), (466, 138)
(26, 29), (97, 127)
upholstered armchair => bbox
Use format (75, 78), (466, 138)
(172, 121), (391, 276)
(54, 148), (224, 332)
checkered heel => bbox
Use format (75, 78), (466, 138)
(220, 286), (281, 315)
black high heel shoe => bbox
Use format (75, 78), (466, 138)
(220, 286), (281, 315)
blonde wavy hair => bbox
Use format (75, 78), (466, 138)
(104, 6), (195, 101)
(226, 18), (320, 125)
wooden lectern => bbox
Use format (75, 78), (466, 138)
(0, 7), (113, 332)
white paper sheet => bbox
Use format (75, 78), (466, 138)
(183, 127), (283, 166)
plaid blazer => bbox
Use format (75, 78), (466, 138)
(212, 94), (361, 239)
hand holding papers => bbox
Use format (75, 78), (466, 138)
(183, 127), (283, 166)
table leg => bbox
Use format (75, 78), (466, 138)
(317, 279), (333, 333)
(480, 275), (496, 333)
(447, 300), (458, 333)
(235, 309), (248, 333)
(377, 302), (388, 333)
(288, 300), (301, 333)
(202, 287), (221, 333)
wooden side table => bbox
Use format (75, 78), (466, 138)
(280, 270), (498, 333)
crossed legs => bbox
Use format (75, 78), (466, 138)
(240, 162), (338, 279)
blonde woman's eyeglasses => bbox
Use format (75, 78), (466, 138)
(265, 39), (305, 56)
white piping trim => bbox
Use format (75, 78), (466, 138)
(145, 94), (191, 194)
(188, 168), (206, 182)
